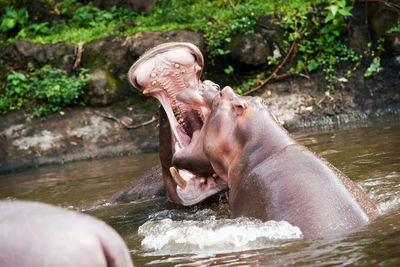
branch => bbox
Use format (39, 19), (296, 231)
(95, 111), (157, 129)
(227, 0), (238, 14)
(243, 16), (298, 95)
(73, 41), (84, 69)
(356, 0), (400, 9)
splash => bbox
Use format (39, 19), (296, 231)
(138, 216), (302, 255)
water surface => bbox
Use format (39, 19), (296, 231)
(1, 117), (399, 266)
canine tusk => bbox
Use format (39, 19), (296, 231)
(212, 173), (218, 179)
(170, 167), (187, 189)
(200, 177), (206, 184)
(143, 88), (150, 95)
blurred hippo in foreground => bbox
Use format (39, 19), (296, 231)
(0, 200), (134, 267)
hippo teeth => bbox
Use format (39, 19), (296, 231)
(170, 167), (187, 189)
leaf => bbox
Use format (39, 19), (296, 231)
(324, 12), (335, 23)
(1, 18), (16, 32)
(328, 5), (339, 17)
(338, 7), (352, 17)
(307, 59), (319, 72)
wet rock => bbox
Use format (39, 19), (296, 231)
(0, 106), (159, 174)
(224, 33), (271, 69)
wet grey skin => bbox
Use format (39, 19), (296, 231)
(172, 85), (380, 237)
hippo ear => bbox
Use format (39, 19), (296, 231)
(232, 103), (246, 116)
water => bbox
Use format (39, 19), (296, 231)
(1, 116), (400, 266)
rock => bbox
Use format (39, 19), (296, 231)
(83, 69), (121, 106)
(348, 2), (370, 54)
(81, 35), (131, 106)
(92, 0), (158, 13)
(224, 33), (271, 69)
(81, 30), (204, 106)
(0, 41), (76, 73)
(0, 106), (159, 174)
(386, 31), (400, 55)
(13, 0), (61, 24)
(367, 2), (399, 42)
(348, 2), (399, 52)
(255, 15), (284, 44)
(123, 30), (204, 59)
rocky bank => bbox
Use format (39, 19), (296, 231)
(0, 2), (399, 174)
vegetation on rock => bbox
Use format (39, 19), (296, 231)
(0, 64), (92, 119)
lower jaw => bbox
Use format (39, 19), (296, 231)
(176, 176), (228, 206)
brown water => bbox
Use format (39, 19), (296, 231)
(1, 117), (400, 266)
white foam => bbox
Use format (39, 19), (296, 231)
(138, 216), (302, 255)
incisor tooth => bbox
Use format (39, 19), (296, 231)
(200, 177), (206, 184)
(194, 65), (202, 72)
(174, 63), (180, 68)
(212, 173), (218, 179)
(151, 81), (157, 86)
(151, 72), (157, 78)
(142, 88), (150, 95)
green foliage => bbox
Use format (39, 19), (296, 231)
(55, 0), (81, 17)
(0, 6), (29, 33)
(364, 57), (381, 77)
(72, 3), (114, 28)
(0, 65), (93, 118)
(387, 20), (400, 34)
(278, 0), (359, 93)
(0, 0), (387, 96)
(224, 65), (234, 75)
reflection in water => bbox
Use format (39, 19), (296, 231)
(1, 116), (399, 266)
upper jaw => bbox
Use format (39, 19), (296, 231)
(128, 42), (227, 205)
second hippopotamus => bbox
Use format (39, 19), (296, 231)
(172, 85), (379, 237)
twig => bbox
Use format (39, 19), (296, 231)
(227, 0), (238, 14)
(95, 111), (157, 129)
(243, 16), (298, 95)
(73, 41), (84, 69)
(275, 72), (310, 80)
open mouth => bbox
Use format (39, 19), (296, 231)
(128, 42), (227, 206)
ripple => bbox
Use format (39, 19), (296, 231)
(138, 216), (302, 256)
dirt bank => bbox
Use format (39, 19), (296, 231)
(1, 53), (399, 174)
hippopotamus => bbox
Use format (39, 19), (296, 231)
(126, 42), (228, 205)
(0, 200), (134, 267)
(171, 85), (380, 237)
